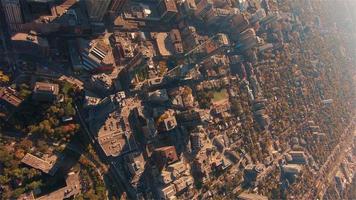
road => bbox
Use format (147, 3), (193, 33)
(301, 117), (355, 200)
(316, 125), (355, 199)
(66, 143), (106, 177)
(74, 102), (138, 199)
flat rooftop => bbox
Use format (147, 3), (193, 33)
(21, 153), (60, 175)
(0, 87), (23, 107)
(11, 33), (49, 47)
(34, 82), (59, 95)
(97, 111), (130, 157)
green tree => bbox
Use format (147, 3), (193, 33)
(27, 180), (42, 190)
(61, 82), (73, 95)
(18, 84), (31, 99)
(84, 190), (100, 200)
(0, 175), (9, 185)
(64, 103), (75, 116)
(19, 139), (33, 152)
(38, 120), (53, 135)
(12, 187), (26, 198)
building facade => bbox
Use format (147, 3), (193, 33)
(108, 0), (127, 14)
(1, 0), (23, 32)
(85, 0), (111, 22)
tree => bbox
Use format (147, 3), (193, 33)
(64, 103), (75, 116)
(84, 189), (100, 200)
(37, 140), (49, 153)
(0, 149), (13, 168)
(11, 187), (26, 198)
(95, 186), (106, 197)
(0, 70), (10, 84)
(19, 139), (33, 152)
(14, 149), (25, 160)
(74, 194), (85, 200)
(27, 180), (42, 190)
(10, 168), (23, 179)
(38, 120), (53, 135)
(18, 84), (31, 99)
(23, 168), (41, 179)
(61, 82), (73, 95)
(0, 175), (9, 185)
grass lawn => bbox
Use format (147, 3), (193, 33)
(212, 89), (228, 102)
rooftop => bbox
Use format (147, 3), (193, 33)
(237, 192), (268, 200)
(97, 111), (131, 157)
(0, 87), (23, 107)
(58, 75), (84, 90)
(33, 82), (59, 95)
(36, 172), (81, 200)
(161, 0), (178, 12)
(154, 29), (183, 56)
(21, 153), (60, 175)
(11, 32), (49, 47)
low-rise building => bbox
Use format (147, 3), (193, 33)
(0, 87), (23, 118)
(36, 172), (81, 200)
(175, 110), (203, 126)
(21, 153), (61, 175)
(158, 115), (177, 132)
(11, 31), (49, 58)
(32, 82), (59, 102)
(153, 29), (183, 57)
(167, 161), (188, 179)
(153, 146), (179, 169)
(237, 192), (268, 200)
(148, 89), (169, 103)
(159, 171), (173, 185)
(158, 184), (177, 200)
(169, 86), (195, 109)
(58, 75), (84, 91)
(173, 176), (194, 193)
(288, 151), (307, 164)
(84, 95), (101, 108)
(282, 164), (302, 175)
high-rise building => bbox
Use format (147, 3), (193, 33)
(194, 0), (213, 19)
(157, 0), (178, 22)
(85, 0), (111, 22)
(204, 7), (234, 25)
(108, 0), (127, 14)
(1, 0), (23, 32)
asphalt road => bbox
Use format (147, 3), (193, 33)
(302, 117), (355, 200)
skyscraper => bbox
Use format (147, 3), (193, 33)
(194, 0), (213, 19)
(1, 0), (23, 32)
(157, 0), (178, 22)
(108, 0), (127, 14)
(85, 0), (111, 22)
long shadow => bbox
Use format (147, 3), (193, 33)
(19, 0), (91, 36)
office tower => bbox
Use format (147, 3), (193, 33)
(85, 0), (111, 22)
(157, 0), (178, 22)
(1, 0), (23, 32)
